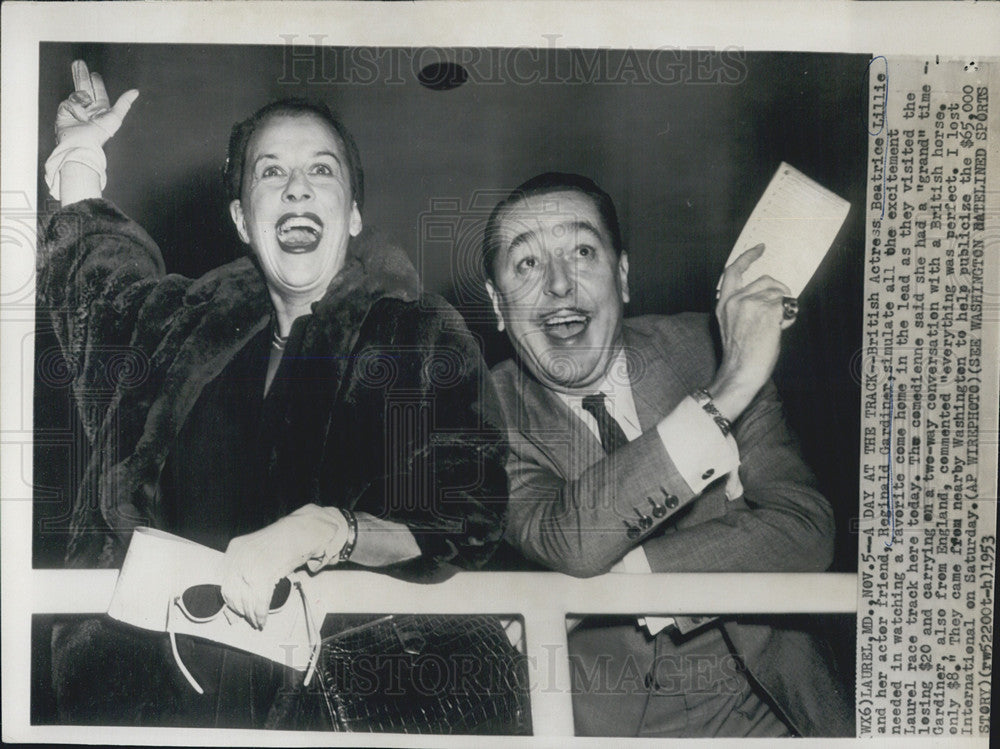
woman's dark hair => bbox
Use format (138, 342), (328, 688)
(223, 98), (365, 211)
(481, 172), (624, 282)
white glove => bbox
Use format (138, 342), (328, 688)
(220, 504), (349, 629)
(45, 60), (139, 200)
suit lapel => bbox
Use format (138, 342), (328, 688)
(623, 321), (692, 432)
(514, 364), (604, 479)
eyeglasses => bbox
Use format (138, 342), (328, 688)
(174, 577), (292, 623)
(168, 578), (319, 694)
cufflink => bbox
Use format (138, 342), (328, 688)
(701, 468), (715, 480)
(647, 497), (666, 518)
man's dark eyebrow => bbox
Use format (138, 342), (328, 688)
(566, 220), (604, 241)
(505, 220), (604, 255)
(506, 228), (538, 256)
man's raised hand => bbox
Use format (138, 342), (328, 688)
(708, 243), (794, 422)
(55, 60), (139, 147)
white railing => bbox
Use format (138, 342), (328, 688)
(28, 569), (856, 740)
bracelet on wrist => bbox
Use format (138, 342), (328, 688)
(338, 508), (358, 563)
(692, 388), (733, 437)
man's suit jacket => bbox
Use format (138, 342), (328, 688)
(491, 313), (853, 737)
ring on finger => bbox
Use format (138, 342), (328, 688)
(781, 297), (799, 321)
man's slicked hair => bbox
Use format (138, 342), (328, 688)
(481, 172), (624, 282)
(223, 98), (365, 212)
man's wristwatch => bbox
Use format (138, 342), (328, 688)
(691, 388), (733, 437)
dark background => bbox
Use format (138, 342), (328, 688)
(32, 44), (866, 725)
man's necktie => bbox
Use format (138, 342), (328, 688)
(581, 393), (629, 453)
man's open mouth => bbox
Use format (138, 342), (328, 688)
(275, 213), (323, 253)
(540, 309), (590, 340)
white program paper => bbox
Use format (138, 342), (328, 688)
(724, 162), (851, 296)
(108, 527), (316, 671)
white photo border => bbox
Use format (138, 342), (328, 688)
(4, 1), (999, 746)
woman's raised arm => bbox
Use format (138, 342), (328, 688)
(46, 60), (139, 206)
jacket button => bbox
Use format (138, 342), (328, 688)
(701, 468), (715, 480)
(648, 498), (667, 518)
(637, 514), (653, 529)
(664, 494), (678, 509)
(626, 525), (640, 540)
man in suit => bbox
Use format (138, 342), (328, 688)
(481, 172), (853, 737)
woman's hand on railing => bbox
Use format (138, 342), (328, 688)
(220, 504), (350, 629)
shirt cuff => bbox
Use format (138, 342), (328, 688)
(656, 396), (740, 495)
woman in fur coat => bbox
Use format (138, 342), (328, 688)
(42, 61), (518, 732)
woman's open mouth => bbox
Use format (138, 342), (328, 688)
(275, 213), (323, 254)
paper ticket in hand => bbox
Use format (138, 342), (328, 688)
(724, 162), (851, 296)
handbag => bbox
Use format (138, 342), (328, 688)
(309, 614), (531, 734)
